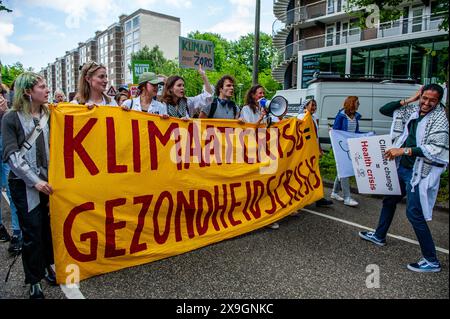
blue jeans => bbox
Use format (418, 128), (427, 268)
(374, 165), (438, 263)
(0, 136), (21, 236)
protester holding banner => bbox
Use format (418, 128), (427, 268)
(0, 84), (22, 254)
(199, 75), (239, 119)
(239, 84), (267, 125)
(1, 72), (56, 298)
(122, 72), (167, 115)
(330, 96), (363, 206)
(71, 61), (117, 107)
(297, 99), (333, 208)
(160, 65), (213, 119)
(359, 84), (448, 273)
(114, 92), (129, 106)
(53, 90), (66, 103)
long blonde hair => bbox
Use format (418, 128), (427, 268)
(75, 61), (111, 104)
(12, 72), (49, 116)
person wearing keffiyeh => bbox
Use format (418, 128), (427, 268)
(359, 84), (448, 273)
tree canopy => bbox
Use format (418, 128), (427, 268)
(130, 31), (282, 106)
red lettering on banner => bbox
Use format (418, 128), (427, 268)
(212, 184), (228, 231)
(148, 122), (179, 170)
(265, 176), (278, 215)
(130, 195), (153, 254)
(228, 183), (243, 226)
(153, 191), (173, 244)
(106, 117), (128, 173)
(104, 198), (127, 258)
(273, 172), (288, 209)
(295, 121), (305, 151)
(282, 123), (296, 157)
(283, 170), (298, 205)
(249, 180), (264, 219)
(64, 116), (99, 178)
(242, 181), (253, 221)
(63, 202), (98, 262)
(184, 123), (206, 169)
(175, 190), (196, 241)
(132, 120), (141, 173)
(305, 156), (321, 189)
(196, 190), (214, 236)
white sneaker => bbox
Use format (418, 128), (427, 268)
(330, 192), (344, 201)
(291, 211), (300, 216)
(344, 198), (358, 206)
(268, 222), (280, 229)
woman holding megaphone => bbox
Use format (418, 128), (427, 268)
(239, 85), (280, 230)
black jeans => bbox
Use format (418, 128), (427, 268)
(9, 179), (54, 285)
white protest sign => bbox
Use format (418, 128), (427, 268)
(347, 134), (401, 195)
(329, 129), (373, 178)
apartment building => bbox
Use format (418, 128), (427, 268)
(45, 63), (56, 101)
(41, 8), (180, 95)
(64, 49), (80, 98)
(120, 9), (180, 83)
(54, 57), (66, 100)
(272, 0), (448, 91)
(78, 38), (98, 71)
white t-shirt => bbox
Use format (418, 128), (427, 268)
(70, 96), (118, 106)
(240, 105), (264, 123)
(122, 97), (167, 115)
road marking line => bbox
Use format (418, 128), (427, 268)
(60, 284), (86, 299)
(301, 208), (449, 255)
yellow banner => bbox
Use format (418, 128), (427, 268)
(49, 103), (323, 283)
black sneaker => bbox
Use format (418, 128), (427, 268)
(315, 198), (333, 207)
(8, 236), (22, 254)
(0, 224), (11, 242)
(29, 283), (45, 299)
(45, 266), (58, 286)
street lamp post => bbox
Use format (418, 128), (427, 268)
(252, 0), (261, 86)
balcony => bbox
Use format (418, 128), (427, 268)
(271, 13), (446, 83)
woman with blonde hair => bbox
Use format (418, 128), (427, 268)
(2, 72), (55, 298)
(71, 60), (117, 106)
(331, 96), (363, 207)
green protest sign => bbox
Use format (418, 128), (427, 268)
(179, 37), (214, 70)
(131, 60), (151, 84)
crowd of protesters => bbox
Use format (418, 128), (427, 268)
(0, 59), (448, 298)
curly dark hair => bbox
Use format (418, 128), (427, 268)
(215, 75), (235, 97)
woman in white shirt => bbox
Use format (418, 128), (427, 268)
(240, 85), (281, 230)
(239, 84), (267, 125)
(122, 72), (167, 116)
(70, 61), (117, 107)
(160, 65), (213, 119)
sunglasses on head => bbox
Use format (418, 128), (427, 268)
(79, 61), (101, 71)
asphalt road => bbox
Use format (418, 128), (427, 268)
(0, 186), (448, 300)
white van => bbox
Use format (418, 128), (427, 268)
(285, 79), (421, 145)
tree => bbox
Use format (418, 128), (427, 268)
(0, 0), (12, 13)
(231, 33), (276, 72)
(1, 62), (25, 87)
(129, 45), (167, 73)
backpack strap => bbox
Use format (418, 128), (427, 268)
(19, 112), (49, 158)
(208, 99), (218, 118)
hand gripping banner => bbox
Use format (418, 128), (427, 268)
(49, 104), (323, 283)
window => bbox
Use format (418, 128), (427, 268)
(411, 6), (423, 32)
(327, 0), (335, 14)
(326, 26), (334, 46)
(133, 43), (140, 52)
(126, 46), (132, 56)
(133, 30), (139, 41)
(133, 16), (140, 29)
(125, 21), (132, 33)
(126, 34), (132, 44)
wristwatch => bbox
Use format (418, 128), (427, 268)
(403, 148), (410, 156)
